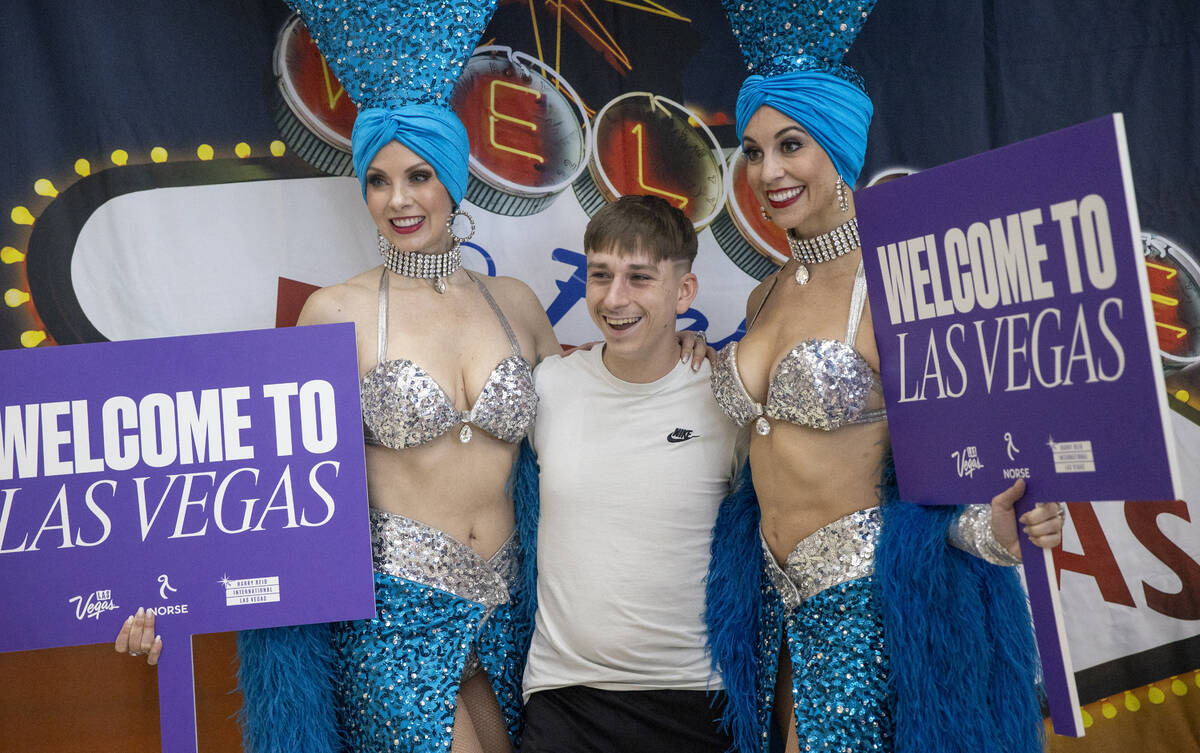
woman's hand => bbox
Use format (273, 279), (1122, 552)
(989, 479), (1065, 559)
(113, 607), (162, 666)
(677, 330), (715, 371)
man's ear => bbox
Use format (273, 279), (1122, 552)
(675, 270), (699, 314)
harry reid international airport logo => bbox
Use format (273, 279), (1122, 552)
(220, 574), (281, 606)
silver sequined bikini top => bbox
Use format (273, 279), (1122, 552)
(711, 260), (886, 432)
(361, 269), (537, 449)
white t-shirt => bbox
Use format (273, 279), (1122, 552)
(523, 346), (738, 699)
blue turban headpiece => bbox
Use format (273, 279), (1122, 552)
(723, 0), (879, 187)
(351, 105), (470, 205)
(286, 0), (499, 204)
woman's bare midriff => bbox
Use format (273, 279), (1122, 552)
(365, 432), (517, 559)
(751, 418), (890, 566)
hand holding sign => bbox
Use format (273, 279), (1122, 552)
(114, 608), (163, 665)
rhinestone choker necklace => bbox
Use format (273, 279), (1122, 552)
(378, 233), (462, 294)
(787, 217), (860, 285)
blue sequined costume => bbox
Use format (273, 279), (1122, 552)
(705, 464), (1045, 753)
(328, 512), (525, 750)
(238, 443), (541, 753)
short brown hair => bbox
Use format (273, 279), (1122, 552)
(583, 195), (698, 268)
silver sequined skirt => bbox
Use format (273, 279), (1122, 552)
(369, 508), (520, 607)
(762, 506), (882, 610)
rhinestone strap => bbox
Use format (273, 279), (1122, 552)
(378, 233), (462, 280)
(787, 216), (860, 265)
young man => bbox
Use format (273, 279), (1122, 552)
(522, 195), (738, 752)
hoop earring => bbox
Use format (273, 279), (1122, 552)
(759, 205), (771, 221)
(446, 208), (476, 244)
(835, 175), (848, 213)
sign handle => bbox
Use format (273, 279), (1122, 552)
(156, 633), (198, 752)
(1018, 503), (1084, 737)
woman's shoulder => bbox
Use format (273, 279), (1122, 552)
(474, 273), (544, 322)
(298, 270), (381, 326)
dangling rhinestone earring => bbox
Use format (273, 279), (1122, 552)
(836, 175), (849, 213)
(759, 205), (771, 221)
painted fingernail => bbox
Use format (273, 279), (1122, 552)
(124, 615), (133, 625)
(154, 635), (161, 643)
(136, 607), (144, 617)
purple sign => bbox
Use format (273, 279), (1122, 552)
(857, 115), (1182, 737)
(0, 323), (374, 752)
(858, 115), (1180, 507)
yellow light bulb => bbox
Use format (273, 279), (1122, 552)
(1172, 677), (1188, 696)
(235, 142), (252, 158)
(111, 149), (128, 166)
(5, 289), (30, 307)
(75, 158), (91, 177)
(151, 147), (168, 163)
(11, 206), (35, 225)
(197, 144), (214, 161)
(34, 179), (59, 198)
(1123, 691), (1140, 711)
(1176, 389), (1191, 402)
(1, 246), (25, 264)
(270, 140), (286, 157)
(20, 330), (47, 348)
(1147, 685), (1165, 704)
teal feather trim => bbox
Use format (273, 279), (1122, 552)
(236, 623), (343, 753)
(876, 462), (1044, 753)
(509, 438), (541, 658)
(704, 464), (764, 753)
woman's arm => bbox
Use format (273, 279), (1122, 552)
(949, 479), (1064, 564)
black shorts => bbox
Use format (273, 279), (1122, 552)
(521, 685), (733, 753)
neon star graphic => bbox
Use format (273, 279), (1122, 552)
(505, 0), (690, 83)
(219, 574), (234, 589)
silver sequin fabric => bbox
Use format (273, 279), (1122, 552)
(369, 508), (518, 605)
(710, 340), (884, 433)
(286, 0), (500, 108)
(361, 355), (536, 448)
(948, 504), (1023, 566)
(762, 506), (881, 608)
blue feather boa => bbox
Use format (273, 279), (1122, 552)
(237, 623), (343, 753)
(705, 462), (1044, 753)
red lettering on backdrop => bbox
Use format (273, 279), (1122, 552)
(1053, 501), (1136, 607)
(1125, 500), (1200, 620)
